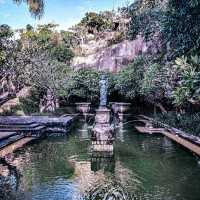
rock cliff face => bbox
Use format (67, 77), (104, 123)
(72, 35), (149, 72)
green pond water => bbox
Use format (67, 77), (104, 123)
(1, 121), (200, 200)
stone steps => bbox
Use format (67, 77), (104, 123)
(0, 116), (73, 127)
(0, 121), (46, 134)
(0, 116), (74, 155)
(0, 132), (18, 141)
(0, 125), (46, 132)
(0, 134), (24, 150)
(0, 123), (42, 128)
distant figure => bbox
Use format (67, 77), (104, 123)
(99, 74), (108, 107)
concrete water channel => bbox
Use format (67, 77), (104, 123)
(0, 114), (200, 200)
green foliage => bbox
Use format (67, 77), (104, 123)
(19, 88), (41, 114)
(63, 68), (115, 103)
(0, 24), (13, 38)
(25, 52), (72, 98)
(126, 0), (200, 109)
(115, 56), (147, 99)
(142, 63), (162, 93)
(51, 44), (74, 63)
(80, 12), (113, 32)
(66, 68), (100, 102)
(172, 56), (200, 106)
(0, 24), (14, 66)
(155, 111), (200, 136)
(128, 0), (200, 59)
(20, 23), (75, 63)
(60, 30), (79, 48)
(36, 23), (58, 46)
(162, 0), (200, 58)
(129, 7), (163, 41)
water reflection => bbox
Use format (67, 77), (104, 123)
(91, 151), (115, 172)
(115, 122), (130, 143)
(0, 159), (20, 200)
(0, 122), (200, 200)
(70, 150), (141, 200)
(77, 122), (90, 141)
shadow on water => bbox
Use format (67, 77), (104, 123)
(0, 121), (200, 200)
(0, 158), (21, 200)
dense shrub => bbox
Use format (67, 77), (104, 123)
(172, 56), (200, 107)
(64, 68), (115, 103)
(19, 88), (41, 114)
(65, 68), (100, 102)
(115, 56), (147, 100)
(51, 44), (74, 63)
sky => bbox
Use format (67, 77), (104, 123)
(0, 0), (134, 31)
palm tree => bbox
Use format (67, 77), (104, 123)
(13, 0), (44, 18)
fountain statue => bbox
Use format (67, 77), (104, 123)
(99, 75), (108, 107)
(91, 74), (114, 152)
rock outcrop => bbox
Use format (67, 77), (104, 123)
(72, 35), (149, 72)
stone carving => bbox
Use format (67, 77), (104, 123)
(39, 89), (59, 113)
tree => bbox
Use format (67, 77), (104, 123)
(162, 0), (200, 58)
(13, 0), (44, 18)
(80, 12), (113, 33)
(0, 24), (13, 38)
(22, 48), (72, 112)
(0, 24), (21, 94)
(65, 68), (100, 103)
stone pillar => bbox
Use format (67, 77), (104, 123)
(92, 107), (114, 152)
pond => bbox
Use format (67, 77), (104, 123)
(0, 121), (200, 200)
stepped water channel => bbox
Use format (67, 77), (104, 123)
(0, 120), (200, 200)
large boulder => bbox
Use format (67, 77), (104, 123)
(72, 35), (149, 72)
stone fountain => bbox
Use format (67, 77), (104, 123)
(91, 75), (114, 152)
(112, 102), (132, 123)
(75, 102), (91, 121)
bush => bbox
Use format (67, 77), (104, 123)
(66, 68), (100, 102)
(19, 88), (41, 114)
(154, 111), (200, 136)
(115, 56), (147, 100)
(51, 44), (74, 63)
(172, 56), (200, 107)
(64, 68), (116, 103)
